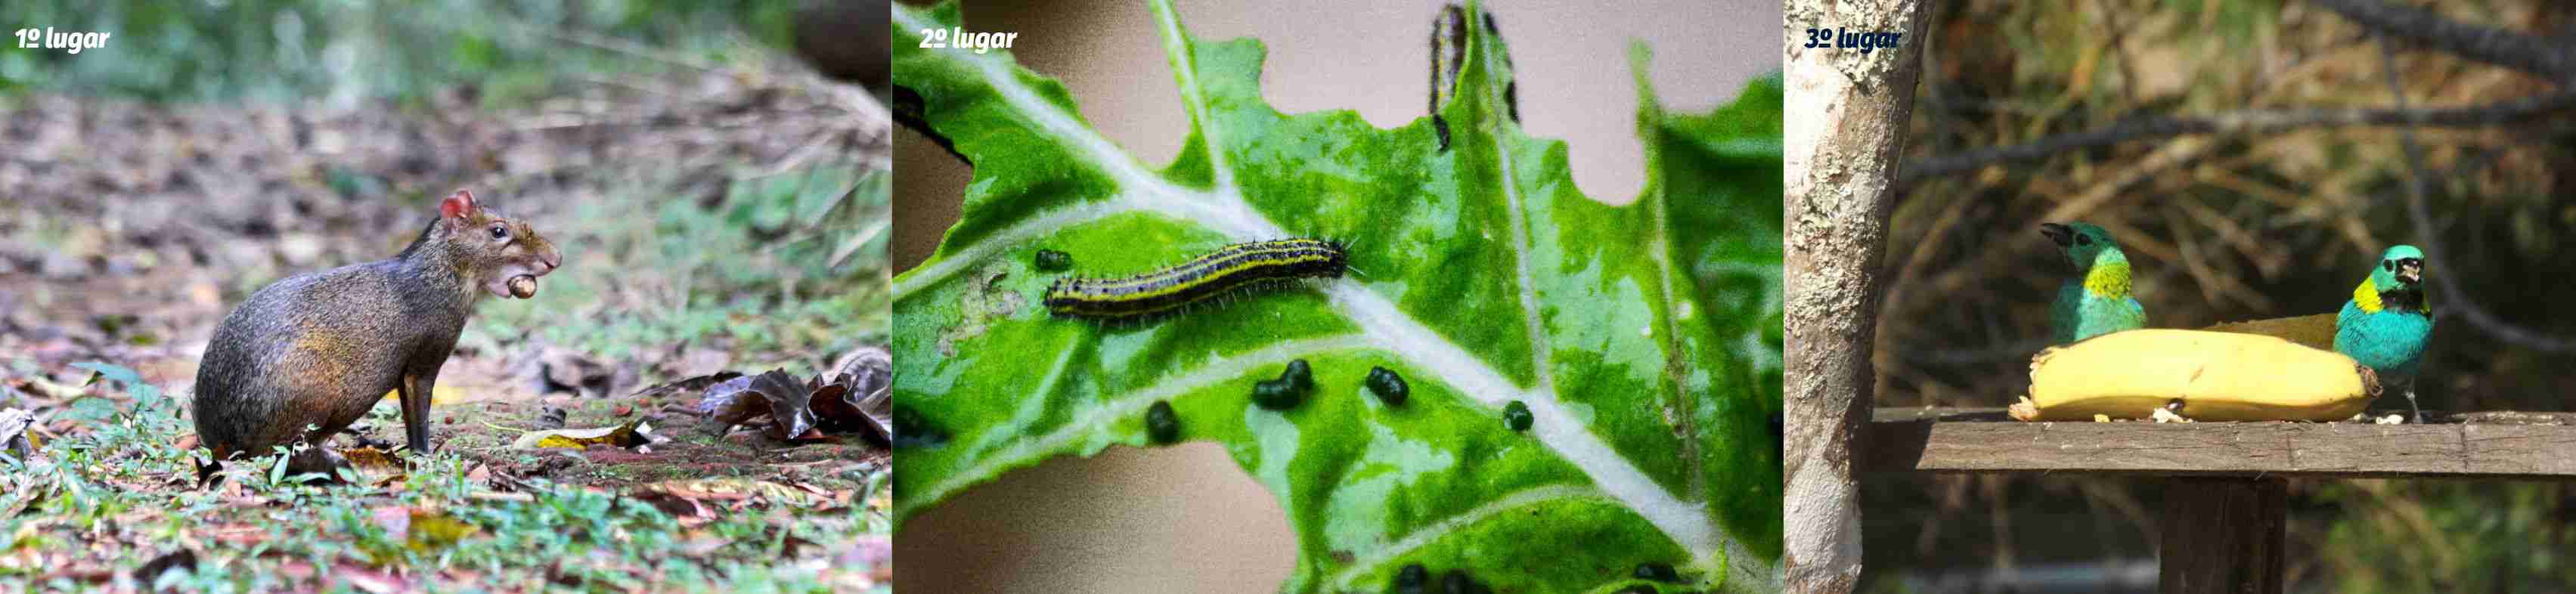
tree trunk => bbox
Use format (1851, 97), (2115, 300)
(1781, 2), (1928, 592)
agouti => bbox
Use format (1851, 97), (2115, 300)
(192, 190), (560, 478)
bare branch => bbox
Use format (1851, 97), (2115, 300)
(2314, 0), (2574, 81)
(1899, 0), (2576, 187)
(1897, 90), (2576, 186)
(2376, 37), (2576, 353)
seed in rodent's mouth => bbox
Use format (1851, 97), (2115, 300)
(507, 275), (538, 298)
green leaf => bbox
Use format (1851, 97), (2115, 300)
(61, 396), (120, 424)
(70, 361), (141, 387)
(890, 2), (1781, 592)
(73, 360), (166, 410)
(268, 450), (290, 485)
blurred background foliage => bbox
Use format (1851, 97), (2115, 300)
(1, 0), (797, 107)
(1865, 1), (2576, 592)
(470, 163), (890, 364)
(0, 0), (888, 374)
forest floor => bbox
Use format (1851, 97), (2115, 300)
(0, 54), (893, 592)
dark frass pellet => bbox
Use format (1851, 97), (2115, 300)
(1634, 562), (1681, 583)
(1252, 359), (1313, 410)
(1503, 401), (1533, 431)
(1391, 563), (1427, 594)
(1365, 366), (1409, 407)
(1440, 570), (1489, 594)
(890, 405), (949, 449)
(1251, 378), (1302, 410)
(1034, 249), (1072, 271)
(1145, 400), (1180, 444)
(1282, 358), (1314, 392)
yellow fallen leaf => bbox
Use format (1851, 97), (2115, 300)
(341, 447), (403, 475)
(377, 386), (470, 405)
(510, 420), (655, 450)
(644, 478), (827, 506)
(406, 509), (479, 552)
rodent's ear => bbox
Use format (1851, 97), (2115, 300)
(439, 190), (479, 220)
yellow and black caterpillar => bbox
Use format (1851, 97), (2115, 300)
(1043, 239), (1348, 320)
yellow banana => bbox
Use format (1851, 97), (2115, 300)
(2009, 329), (2380, 422)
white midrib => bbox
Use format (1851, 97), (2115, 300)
(891, 1), (1725, 572)
(1328, 485), (1774, 594)
(1641, 159), (1784, 592)
(1150, 1), (1236, 190)
(1323, 484), (1613, 589)
(898, 335), (1377, 512)
(1468, 1), (1560, 419)
(1635, 97), (1712, 529)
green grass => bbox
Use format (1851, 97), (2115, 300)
(2, 365), (888, 592)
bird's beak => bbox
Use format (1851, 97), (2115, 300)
(2039, 223), (2072, 247)
(2395, 258), (2423, 285)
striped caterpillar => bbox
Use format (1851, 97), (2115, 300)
(1043, 239), (1348, 320)
(1427, 4), (1516, 151)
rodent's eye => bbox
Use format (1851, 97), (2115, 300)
(488, 224), (509, 240)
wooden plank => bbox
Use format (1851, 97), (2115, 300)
(2159, 478), (2286, 594)
(1859, 408), (2576, 478)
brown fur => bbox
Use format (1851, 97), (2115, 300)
(192, 190), (560, 480)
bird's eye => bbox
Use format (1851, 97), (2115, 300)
(2076, 235), (2094, 246)
(489, 224), (509, 240)
(2384, 261), (2395, 272)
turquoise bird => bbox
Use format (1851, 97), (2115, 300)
(2042, 222), (2147, 345)
(2337, 245), (2433, 422)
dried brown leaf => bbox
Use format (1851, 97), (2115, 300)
(634, 371), (746, 401)
(693, 375), (770, 427)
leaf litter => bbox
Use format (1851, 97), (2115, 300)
(0, 50), (891, 594)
